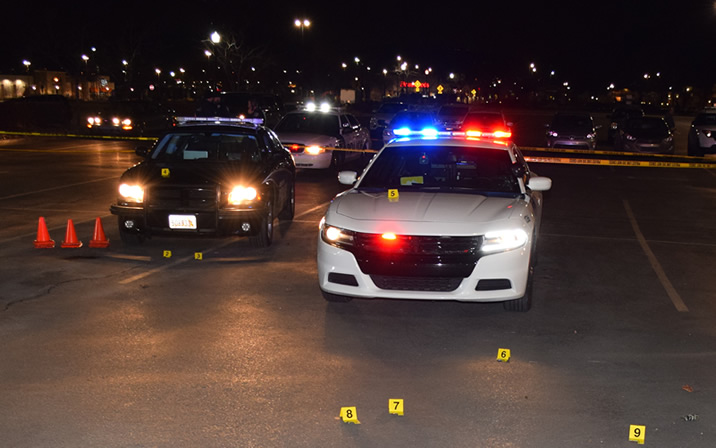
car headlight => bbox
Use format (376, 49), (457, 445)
(305, 145), (325, 155)
(86, 116), (100, 127)
(481, 229), (528, 254)
(625, 134), (636, 141)
(701, 129), (712, 138)
(320, 220), (355, 249)
(228, 186), (258, 205)
(121, 118), (133, 129)
(118, 183), (144, 203)
(548, 130), (559, 137)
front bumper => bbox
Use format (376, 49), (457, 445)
(292, 151), (333, 169)
(316, 237), (531, 302)
(110, 203), (266, 237)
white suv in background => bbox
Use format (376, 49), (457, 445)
(687, 108), (716, 157)
(274, 103), (371, 169)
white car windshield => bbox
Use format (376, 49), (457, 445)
(358, 145), (520, 195)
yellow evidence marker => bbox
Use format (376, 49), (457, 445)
(194, 252), (203, 260)
(629, 425), (645, 445)
(497, 348), (511, 362)
(163, 250), (172, 258)
(161, 168), (170, 178)
(340, 406), (360, 424)
(388, 189), (399, 202)
(389, 399), (404, 416)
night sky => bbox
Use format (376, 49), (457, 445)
(2, 1), (714, 91)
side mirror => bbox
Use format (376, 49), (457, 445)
(528, 176), (552, 192)
(135, 146), (150, 157)
(338, 171), (358, 185)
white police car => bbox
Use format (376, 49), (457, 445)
(274, 102), (370, 170)
(317, 130), (551, 311)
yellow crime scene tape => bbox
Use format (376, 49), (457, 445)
(2, 130), (715, 168)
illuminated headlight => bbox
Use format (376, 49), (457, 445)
(481, 229), (528, 254)
(548, 131), (559, 137)
(586, 133), (596, 139)
(112, 117), (121, 126)
(118, 183), (144, 203)
(701, 129), (712, 138)
(625, 134), (636, 141)
(121, 118), (133, 129)
(228, 186), (258, 204)
(305, 145), (325, 155)
(86, 116), (101, 127)
(320, 219), (355, 249)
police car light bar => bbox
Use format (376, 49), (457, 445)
(175, 116), (264, 126)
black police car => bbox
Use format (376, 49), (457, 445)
(110, 117), (295, 247)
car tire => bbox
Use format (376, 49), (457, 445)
(249, 201), (273, 248)
(503, 263), (533, 312)
(321, 289), (353, 302)
(117, 217), (144, 245)
(687, 137), (704, 157)
(278, 183), (295, 221)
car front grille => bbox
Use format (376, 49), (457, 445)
(351, 234), (482, 278)
(147, 184), (218, 209)
(371, 275), (463, 292)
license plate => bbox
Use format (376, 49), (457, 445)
(168, 214), (197, 229)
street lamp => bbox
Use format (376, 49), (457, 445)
(210, 31), (221, 44)
(294, 18), (311, 39)
(22, 60), (31, 72)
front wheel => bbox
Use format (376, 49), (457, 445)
(687, 137), (704, 157)
(503, 264), (533, 312)
(278, 183), (295, 221)
(249, 201), (273, 248)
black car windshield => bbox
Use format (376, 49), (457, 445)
(150, 131), (260, 161)
(358, 145), (520, 194)
(551, 114), (593, 131)
(275, 113), (339, 135)
(693, 113), (716, 126)
(624, 118), (669, 137)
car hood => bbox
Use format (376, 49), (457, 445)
(328, 190), (528, 235)
(275, 132), (338, 146)
(121, 160), (265, 186)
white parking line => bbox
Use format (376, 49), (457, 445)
(623, 199), (689, 312)
(0, 177), (116, 201)
(119, 201), (331, 284)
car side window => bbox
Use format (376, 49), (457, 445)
(340, 115), (354, 133)
(347, 114), (361, 129)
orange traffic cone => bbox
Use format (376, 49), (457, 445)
(34, 217), (55, 248)
(89, 217), (110, 248)
(61, 219), (83, 248)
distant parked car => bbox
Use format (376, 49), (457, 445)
(369, 102), (408, 131)
(608, 105), (644, 143)
(615, 116), (674, 154)
(546, 112), (599, 150)
(86, 100), (175, 137)
(687, 108), (716, 157)
(436, 103), (470, 131)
